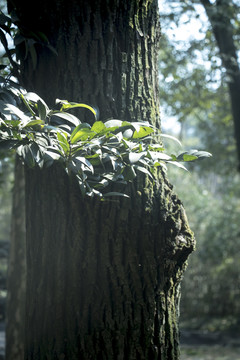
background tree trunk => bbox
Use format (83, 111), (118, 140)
(200, 0), (240, 170)
(6, 157), (26, 360)
(7, 0), (195, 358)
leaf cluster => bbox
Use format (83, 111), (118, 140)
(0, 84), (211, 198)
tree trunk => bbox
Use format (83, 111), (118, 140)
(7, 0), (195, 358)
(6, 157), (26, 360)
(24, 165), (193, 359)
(200, 0), (240, 170)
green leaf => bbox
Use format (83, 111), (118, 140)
(129, 152), (144, 164)
(122, 165), (136, 181)
(103, 192), (130, 198)
(177, 150), (212, 162)
(51, 112), (80, 127)
(182, 154), (198, 161)
(45, 148), (62, 159)
(148, 151), (172, 161)
(42, 125), (58, 132)
(123, 128), (134, 138)
(76, 176), (87, 197)
(70, 127), (94, 143)
(129, 121), (152, 132)
(22, 119), (44, 128)
(4, 104), (29, 122)
(57, 131), (70, 154)
(133, 126), (154, 139)
(167, 161), (188, 171)
(43, 148), (62, 167)
(104, 119), (123, 128)
(24, 92), (48, 108)
(134, 165), (153, 178)
(29, 142), (44, 167)
(194, 151), (212, 159)
(70, 123), (91, 138)
(74, 156), (94, 173)
(17, 144), (36, 168)
(37, 99), (48, 120)
(91, 121), (106, 133)
(57, 100), (97, 118)
(0, 139), (19, 150)
(149, 144), (165, 151)
(161, 133), (182, 146)
(86, 154), (101, 166)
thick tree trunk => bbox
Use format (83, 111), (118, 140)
(7, 0), (195, 358)
(6, 157), (26, 360)
(24, 165), (193, 359)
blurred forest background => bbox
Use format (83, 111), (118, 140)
(0, 0), (240, 356)
(158, 0), (240, 338)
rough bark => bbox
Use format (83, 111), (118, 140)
(7, 0), (195, 358)
(11, 0), (161, 126)
(6, 157), (26, 360)
(24, 165), (193, 359)
(200, 0), (240, 170)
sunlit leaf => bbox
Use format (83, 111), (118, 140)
(51, 112), (80, 127)
(103, 192), (130, 198)
(4, 104), (29, 122)
(22, 119), (44, 128)
(129, 152), (144, 164)
(148, 151), (172, 161)
(177, 150), (212, 162)
(134, 165), (153, 178)
(74, 156), (94, 173)
(17, 144), (36, 168)
(161, 133), (182, 146)
(133, 126), (154, 139)
(70, 127), (94, 143)
(104, 119), (123, 128)
(57, 100), (97, 118)
(91, 121), (106, 133)
(167, 161), (188, 171)
(57, 131), (70, 154)
(123, 128), (134, 138)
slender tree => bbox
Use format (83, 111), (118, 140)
(6, 0), (194, 358)
(200, 0), (240, 169)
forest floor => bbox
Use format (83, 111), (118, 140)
(180, 317), (240, 360)
(181, 344), (240, 360)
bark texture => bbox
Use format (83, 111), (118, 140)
(12, 0), (161, 127)
(7, 0), (195, 358)
(24, 165), (193, 359)
(6, 157), (26, 360)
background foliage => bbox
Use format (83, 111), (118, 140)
(159, 0), (240, 331)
